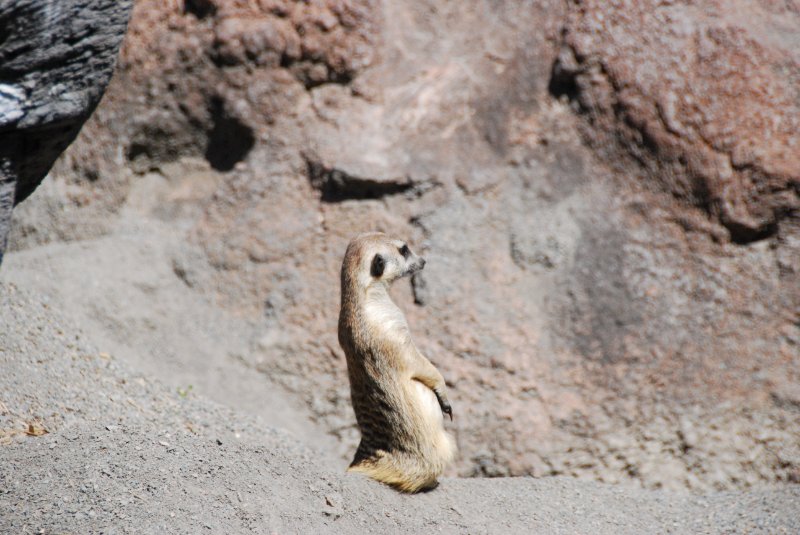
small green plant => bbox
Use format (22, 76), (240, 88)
(177, 384), (194, 398)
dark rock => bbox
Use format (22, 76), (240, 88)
(0, 0), (132, 263)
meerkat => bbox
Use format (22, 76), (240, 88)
(338, 232), (457, 493)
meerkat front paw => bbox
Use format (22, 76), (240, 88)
(435, 390), (453, 421)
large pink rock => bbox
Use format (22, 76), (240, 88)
(553, 0), (799, 243)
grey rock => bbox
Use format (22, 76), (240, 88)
(0, 0), (132, 263)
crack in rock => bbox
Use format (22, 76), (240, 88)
(305, 155), (414, 203)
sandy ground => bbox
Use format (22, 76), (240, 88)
(1, 211), (799, 533)
(2, 212), (338, 459)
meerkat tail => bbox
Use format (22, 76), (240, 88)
(348, 455), (440, 493)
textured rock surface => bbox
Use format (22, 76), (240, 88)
(552, 0), (800, 244)
(0, 0), (132, 261)
(7, 0), (800, 494)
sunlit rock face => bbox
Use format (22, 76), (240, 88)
(9, 0), (798, 491)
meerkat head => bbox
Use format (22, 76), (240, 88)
(343, 232), (426, 290)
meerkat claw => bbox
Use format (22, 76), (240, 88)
(443, 404), (453, 421)
(435, 392), (453, 421)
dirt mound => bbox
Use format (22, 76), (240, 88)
(2, 281), (799, 534)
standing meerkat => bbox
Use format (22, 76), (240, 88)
(338, 232), (457, 492)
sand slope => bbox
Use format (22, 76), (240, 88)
(2, 266), (798, 534)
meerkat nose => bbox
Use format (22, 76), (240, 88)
(419, 258), (426, 268)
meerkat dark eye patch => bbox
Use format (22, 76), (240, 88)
(399, 245), (410, 258)
(370, 254), (385, 277)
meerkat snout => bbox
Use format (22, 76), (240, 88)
(338, 232), (456, 493)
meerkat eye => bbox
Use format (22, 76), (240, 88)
(399, 244), (410, 259)
(370, 254), (385, 277)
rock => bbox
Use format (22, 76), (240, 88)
(553, 0), (800, 244)
(5, 0), (799, 493)
(0, 0), (132, 263)
(771, 384), (800, 412)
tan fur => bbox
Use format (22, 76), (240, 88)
(338, 232), (457, 493)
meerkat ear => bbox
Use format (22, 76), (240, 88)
(370, 254), (385, 278)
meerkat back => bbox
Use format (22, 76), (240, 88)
(338, 232), (456, 492)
